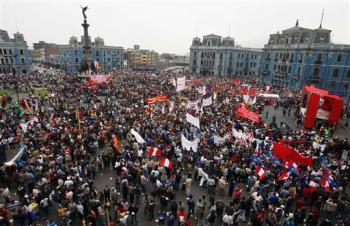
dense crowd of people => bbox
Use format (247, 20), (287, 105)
(0, 70), (349, 226)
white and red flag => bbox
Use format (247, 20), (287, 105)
(148, 147), (161, 157)
(277, 171), (290, 181)
(255, 166), (266, 181)
(160, 158), (173, 169)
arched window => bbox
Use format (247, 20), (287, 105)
(336, 55), (342, 62)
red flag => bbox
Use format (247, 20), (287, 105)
(148, 147), (161, 157)
(113, 135), (119, 152)
(272, 143), (313, 167)
(236, 107), (261, 123)
(20, 98), (30, 111)
(160, 158), (173, 168)
(146, 96), (168, 105)
(248, 89), (257, 96)
(277, 171), (290, 181)
(255, 166), (266, 181)
(239, 87), (248, 95)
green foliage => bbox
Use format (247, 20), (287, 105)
(0, 89), (9, 96)
(34, 89), (49, 98)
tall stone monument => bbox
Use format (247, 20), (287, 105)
(81, 6), (91, 72)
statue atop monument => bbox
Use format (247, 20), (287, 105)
(81, 5), (88, 20)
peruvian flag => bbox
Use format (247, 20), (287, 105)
(277, 171), (290, 181)
(20, 98), (30, 111)
(160, 158), (173, 168)
(255, 166), (266, 181)
(148, 147), (161, 157)
(308, 180), (318, 192)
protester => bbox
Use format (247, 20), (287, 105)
(0, 69), (348, 226)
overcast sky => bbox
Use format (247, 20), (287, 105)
(0, 0), (349, 55)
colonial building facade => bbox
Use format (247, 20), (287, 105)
(0, 29), (30, 74)
(189, 34), (262, 77)
(260, 21), (350, 101)
(58, 36), (124, 73)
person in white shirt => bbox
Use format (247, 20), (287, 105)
(223, 213), (234, 225)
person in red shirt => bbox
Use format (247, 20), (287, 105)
(233, 188), (242, 204)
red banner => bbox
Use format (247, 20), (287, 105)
(236, 107), (261, 123)
(272, 143), (313, 167)
(304, 93), (320, 129)
(147, 95), (169, 105)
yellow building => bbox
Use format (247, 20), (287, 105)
(127, 45), (158, 67)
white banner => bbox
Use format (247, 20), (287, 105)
(243, 95), (256, 105)
(186, 100), (200, 110)
(258, 93), (280, 98)
(176, 76), (186, 92)
(131, 129), (146, 144)
(20, 117), (39, 132)
(202, 96), (212, 107)
(232, 127), (248, 139)
(186, 113), (200, 128)
(213, 134), (230, 145)
(181, 134), (199, 152)
(312, 142), (326, 152)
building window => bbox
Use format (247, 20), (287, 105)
(317, 54), (322, 62)
(344, 84), (349, 90)
(4, 49), (7, 55)
(347, 70), (350, 78)
(320, 34), (325, 41)
(0, 49), (2, 54)
(288, 66), (291, 73)
(336, 54), (342, 62)
(75, 50), (78, 55)
(236, 62), (239, 67)
(9, 49), (12, 55)
(75, 58), (78, 63)
(20, 49), (24, 55)
(332, 69), (339, 77)
(313, 68), (319, 76)
(21, 58), (25, 64)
